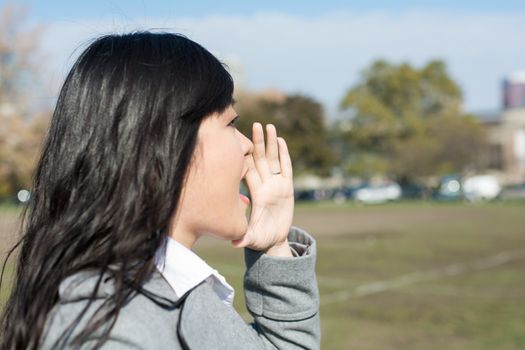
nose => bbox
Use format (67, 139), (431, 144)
(238, 129), (253, 156)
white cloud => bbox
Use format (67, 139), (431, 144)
(39, 11), (525, 116)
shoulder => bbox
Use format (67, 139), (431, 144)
(42, 270), (245, 349)
(42, 270), (183, 349)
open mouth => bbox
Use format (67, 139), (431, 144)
(239, 179), (251, 205)
(239, 193), (250, 205)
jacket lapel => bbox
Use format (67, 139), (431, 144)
(177, 282), (259, 350)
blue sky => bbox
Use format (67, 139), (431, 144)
(11, 0), (525, 117)
(24, 0), (525, 19)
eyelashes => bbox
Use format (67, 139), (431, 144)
(228, 116), (240, 127)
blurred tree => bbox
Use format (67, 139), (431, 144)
(235, 90), (337, 176)
(0, 3), (49, 200)
(390, 133), (441, 178)
(339, 59), (487, 181)
(426, 114), (488, 173)
(0, 111), (49, 198)
(342, 152), (390, 179)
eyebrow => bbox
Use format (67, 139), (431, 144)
(220, 113), (240, 123)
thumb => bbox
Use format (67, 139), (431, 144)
(231, 235), (250, 248)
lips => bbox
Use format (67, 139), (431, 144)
(240, 194), (250, 205)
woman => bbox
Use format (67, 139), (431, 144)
(0, 32), (320, 349)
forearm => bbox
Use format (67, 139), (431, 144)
(243, 226), (320, 349)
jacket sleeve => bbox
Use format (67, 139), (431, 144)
(243, 226), (321, 350)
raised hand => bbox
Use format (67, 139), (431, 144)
(232, 123), (294, 256)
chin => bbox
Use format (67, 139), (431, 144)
(232, 222), (248, 238)
(208, 221), (247, 241)
(231, 220), (248, 240)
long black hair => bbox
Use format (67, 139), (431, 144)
(0, 31), (234, 350)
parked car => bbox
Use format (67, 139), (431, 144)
(353, 182), (402, 204)
(400, 183), (429, 199)
(435, 174), (502, 202)
(500, 183), (525, 200)
(295, 189), (318, 202)
(294, 188), (334, 202)
(331, 184), (368, 203)
(462, 175), (501, 201)
(434, 175), (463, 201)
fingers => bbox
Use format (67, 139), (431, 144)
(251, 122), (291, 179)
(243, 155), (261, 190)
(252, 123), (271, 179)
(265, 124), (280, 174)
(277, 137), (293, 178)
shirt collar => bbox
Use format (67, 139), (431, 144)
(155, 235), (235, 306)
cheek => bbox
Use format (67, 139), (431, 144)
(208, 157), (241, 205)
(191, 149), (241, 206)
(207, 140), (244, 185)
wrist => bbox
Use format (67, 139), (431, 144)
(264, 239), (293, 257)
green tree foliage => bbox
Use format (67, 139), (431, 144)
(235, 91), (336, 176)
(339, 59), (488, 180)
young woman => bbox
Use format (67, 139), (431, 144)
(0, 32), (320, 349)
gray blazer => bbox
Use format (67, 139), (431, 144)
(41, 227), (320, 349)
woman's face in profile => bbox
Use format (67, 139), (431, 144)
(171, 105), (254, 246)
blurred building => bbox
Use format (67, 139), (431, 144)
(479, 72), (525, 185)
(503, 72), (525, 109)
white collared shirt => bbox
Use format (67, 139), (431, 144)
(154, 236), (235, 306)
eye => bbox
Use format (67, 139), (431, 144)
(228, 116), (240, 128)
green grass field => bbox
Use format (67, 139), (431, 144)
(1, 201), (524, 349)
